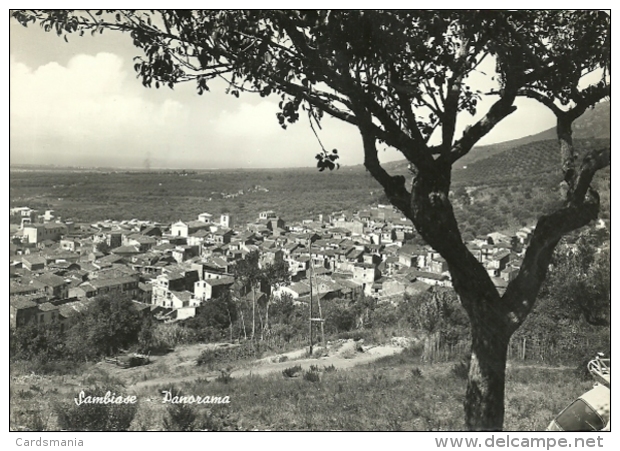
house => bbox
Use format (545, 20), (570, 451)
(267, 217), (286, 232)
(164, 290), (195, 309)
(220, 214), (233, 228)
(9, 297), (40, 328)
(484, 250), (511, 277)
(260, 249), (284, 267)
(152, 269), (199, 307)
(353, 263), (380, 295)
(37, 302), (61, 326)
(259, 210), (277, 220)
(412, 270), (451, 287)
(428, 257), (448, 274)
(11, 276), (49, 298)
(172, 245), (199, 263)
(137, 282), (153, 304)
(60, 238), (80, 252)
(500, 267), (520, 283)
(111, 245), (142, 258)
(212, 228), (234, 245)
(405, 280), (433, 296)
(273, 281), (311, 300)
(22, 222), (67, 245)
(124, 234), (158, 252)
(187, 229), (210, 247)
(140, 225), (163, 237)
(22, 255), (46, 271)
(79, 276), (140, 299)
(198, 212), (213, 223)
(36, 273), (69, 300)
(194, 277), (235, 301)
(58, 298), (96, 327)
(170, 220), (211, 238)
(337, 278), (364, 299)
(106, 231), (123, 248)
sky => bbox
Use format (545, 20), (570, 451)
(8, 13), (565, 170)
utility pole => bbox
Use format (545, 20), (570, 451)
(313, 263), (326, 346)
(308, 237), (313, 355)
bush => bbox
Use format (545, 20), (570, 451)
(163, 400), (197, 431)
(282, 365), (302, 378)
(196, 349), (218, 367)
(54, 385), (138, 431)
(410, 367), (423, 379)
(303, 369), (321, 383)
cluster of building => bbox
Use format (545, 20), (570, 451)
(9, 204), (534, 330)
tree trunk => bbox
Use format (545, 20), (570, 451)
(258, 301), (264, 340)
(408, 161), (514, 430)
(240, 308), (247, 340)
(251, 287), (256, 341)
(263, 298), (271, 340)
(465, 320), (510, 431)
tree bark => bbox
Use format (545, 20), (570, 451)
(239, 308), (247, 340)
(251, 287), (256, 341)
(464, 304), (511, 431)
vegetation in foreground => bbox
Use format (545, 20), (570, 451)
(10, 343), (597, 431)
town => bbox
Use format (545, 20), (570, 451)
(9, 204), (534, 331)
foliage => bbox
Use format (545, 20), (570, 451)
(262, 260), (291, 287)
(323, 298), (357, 334)
(183, 291), (237, 341)
(10, 323), (65, 363)
(162, 388), (198, 431)
(303, 368), (321, 383)
(64, 295), (142, 360)
(135, 315), (170, 355)
(402, 289), (470, 346)
(282, 365), (303, 378)
(540, 237), (610, 326)
(54, 385), (138, 431)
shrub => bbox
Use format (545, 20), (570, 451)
(282, 365), (302, 378)
(323, 364), (337, 373)
(196, 349), (218, 367)
(54, 385), (138, 431)
(303, 369), (321, 383)
(163, 402), (197, 431)
(410, 367), (423, 379)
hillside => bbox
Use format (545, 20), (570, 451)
(454, 100), (610, 168)
(383, 100), (610, 175)
(452, 138), (610, 187)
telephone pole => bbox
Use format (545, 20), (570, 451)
(308, 238), (314, 355)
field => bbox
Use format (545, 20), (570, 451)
(10, 166), (386, 226)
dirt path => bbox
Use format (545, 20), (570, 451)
(130, 341), (404, 390)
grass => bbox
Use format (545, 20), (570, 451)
(10, 344), (599, 431)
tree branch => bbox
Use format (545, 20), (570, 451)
(449, 91), (518, 164)
(353, 107), (412, 216)
(502, 145), (609, 329)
